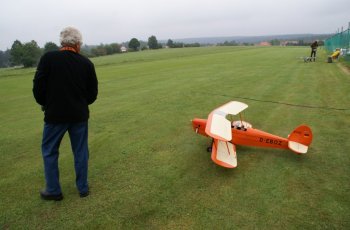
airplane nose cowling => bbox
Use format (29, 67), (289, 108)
(192, 118), (207, 136)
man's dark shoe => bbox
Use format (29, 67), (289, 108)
(40, 190), (63, 201)
(79, 190), (89, 198)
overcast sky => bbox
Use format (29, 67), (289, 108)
(1, 0), (349, 50)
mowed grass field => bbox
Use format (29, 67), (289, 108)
(1, 46), (350, 229)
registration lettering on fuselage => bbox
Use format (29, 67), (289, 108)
(259, 138), (282, 146)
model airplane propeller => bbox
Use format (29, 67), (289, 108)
(192, 101), (313, 168)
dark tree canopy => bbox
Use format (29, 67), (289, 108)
(167, 39), (174, 47)
(9, 40), (42, 67)
(10, 40), (23, 66)
(22, 40), (42, 67)
(44, 42), (59, 53)
(128, 38), (140, 51)
(148, 35), (159, 49)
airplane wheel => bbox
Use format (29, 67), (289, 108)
(207, 147), (212, 152)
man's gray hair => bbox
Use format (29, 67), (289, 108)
(60, 27), (83, 46)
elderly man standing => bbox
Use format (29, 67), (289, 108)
(33, 27), (98, 201)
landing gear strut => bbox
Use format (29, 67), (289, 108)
(207, 139), (214, 152)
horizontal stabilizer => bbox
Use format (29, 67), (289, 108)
(288, 141), (308, 154)
(211, 139), (237, 168)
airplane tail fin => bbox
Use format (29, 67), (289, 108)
(287, 125), (313, 154)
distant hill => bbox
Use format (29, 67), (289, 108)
(162, 34), (332, 44)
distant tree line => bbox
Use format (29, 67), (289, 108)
(216, 39), (326, 47)
(282, 40), (325, 46)
(166, 39), (200, 48)
(217, 40), (254, 46)
(0, 40), (61, 68)
(0, 35), (165, 68)
(84, 43), (122, 57)
(0, 40), (124, 68)
(0, 35), (326, 68)
(270, 39), (324, 46)
(127, 35), (163, 51)
(5, 40), (43, 68)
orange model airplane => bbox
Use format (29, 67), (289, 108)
(192, 101), (313, 168)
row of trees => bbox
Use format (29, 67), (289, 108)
(84, 43), (122, 57)
(0, 35), (166, 67)
(0, 35), (327, 68)
(166, 39), (200, 48)
(128, 35), (162, 51)
(128, 37), (201, 50)
(217, 39), (325, 47)
(83, 36), (162, 56)
(0, 40), (60, 68)
(284, 40), (325, 46)
(8, 40), (42, 67)
(217, 41), (254, 46)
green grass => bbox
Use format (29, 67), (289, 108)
(1, 46), (350, 229)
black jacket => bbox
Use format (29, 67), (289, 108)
(33, 50), (98, 123)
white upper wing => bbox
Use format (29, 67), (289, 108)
(217, 101), (248, 115)
(205, 101), (248, 141)
(208, 113), (232, 141)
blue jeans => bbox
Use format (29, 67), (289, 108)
(41, 122), (89, 195)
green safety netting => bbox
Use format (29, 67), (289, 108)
(325, 28), (350, 62)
